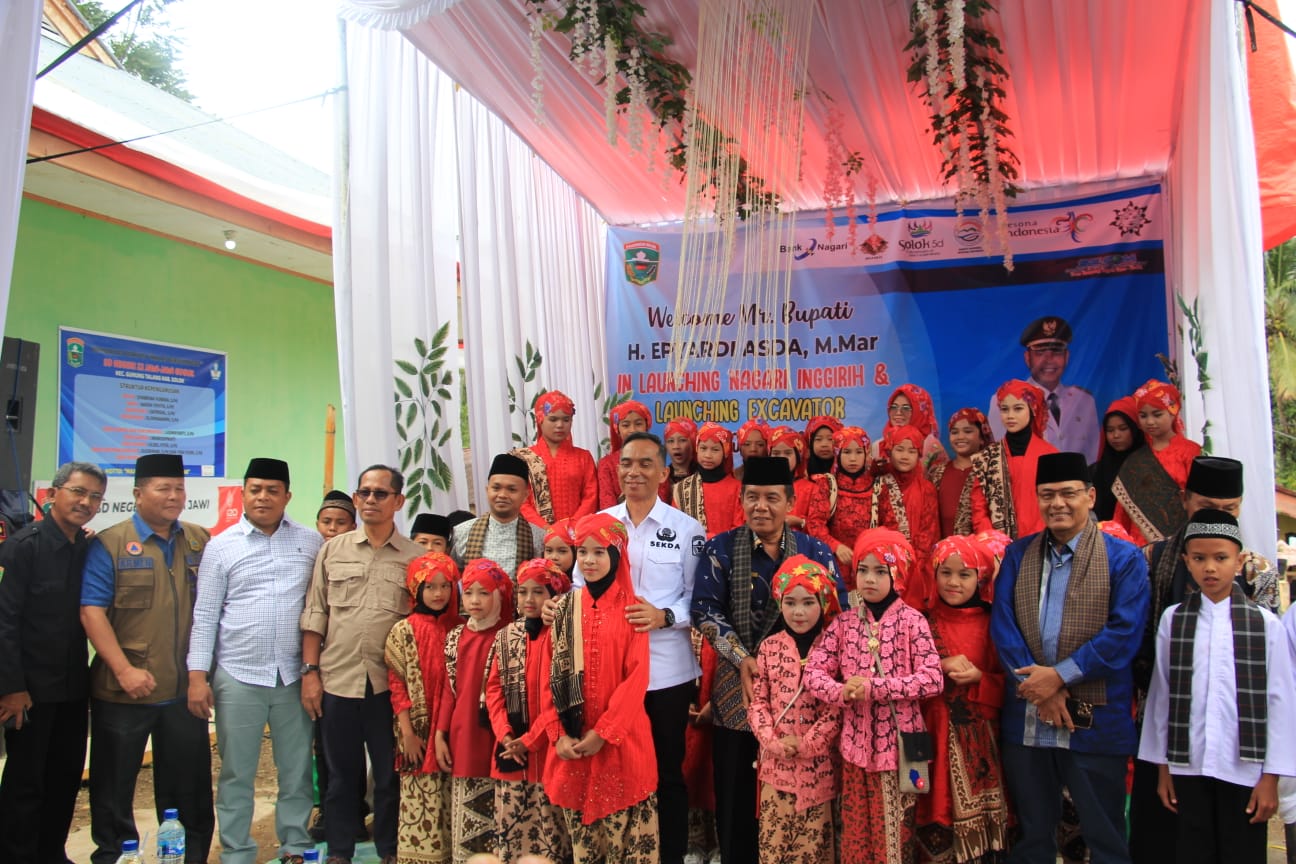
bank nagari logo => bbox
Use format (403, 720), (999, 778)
(954, 219), (983, 246)
(624, 241), (660, 286)
(1052, 210), (1093, 243)
(66, 337), (85, 368)
(907, 220), (933, 239)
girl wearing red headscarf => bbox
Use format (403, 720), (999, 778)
(806, 426), (874, 576)
(872, 384), (950, 477)
(673, 422), (743, 537)
(434, 559), (513, 863)
(931, 408), (995, 539)
(1088, 397), (1145, 522)
(664, 417), (701, 489)
(543, 518), (577, 576)
(596, 400), (660, 509)
(872, 424), (942, 610)
(517, 389), (599, 528)
(915, 536), (1010, 864)
(485, 558), (573, 864)
(804, 415), (844, 480)
(748, 556), (843, 864)
(536, 514), (659, 862)
(1112, 380), (1201, 545)
(386, 553), (466, 864)
(733, 419), (770, 482)
(968, 380), (1059, 539)
(768, 425), (815, 529)
(804, 529), (943, 864)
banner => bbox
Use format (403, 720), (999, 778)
(606, 179), (1168, 465)
(58, 328), (227, 477)
(33, 476), (244, 534)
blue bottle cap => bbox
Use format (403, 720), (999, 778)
(163, 808), (179, 820)
(122, 841), (139, 853)
(303, 852), (320, 863)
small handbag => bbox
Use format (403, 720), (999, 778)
(865, 614), (933, 794)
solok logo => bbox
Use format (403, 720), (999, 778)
(906, 220), (933, 238)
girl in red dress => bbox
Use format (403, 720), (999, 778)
(804, 415), (844, 480)
(543, 518), (577, 577)
(518, 390), (599, 528)
(734, 419), (770, 483)
(537, 514), (659, 863)
(806, 426), (874, 577)
(872, 425), (941, 610)
(968, 380), (1058, 539)
(596, 400), (652, 509)
(1112, 380), (1202, 545)
(931, 409), (994, 538)
(434, 559), (513, 864)
(672, 422), (742, 538)
(768, 425), (816, 530)
(664, 417), (700, 492)
(915, 536), (1009, 863)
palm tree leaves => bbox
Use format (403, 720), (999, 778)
(394, 322), (457, 515)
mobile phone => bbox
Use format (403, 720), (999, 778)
(2, 707), (29, 730)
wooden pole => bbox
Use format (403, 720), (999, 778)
(323, 404), (336, 496)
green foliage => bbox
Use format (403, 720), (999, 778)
(394, 322), (457, 517)
(1176, 294), (1211, 454)
(1267, 239), (1296, 485)
(506, 341), (546, 446)
(592, 373), (633, 458)
(73, 0), (194, 102)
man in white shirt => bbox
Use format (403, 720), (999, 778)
(988, 315), (1100, 463)
(600, 432), (705, 864)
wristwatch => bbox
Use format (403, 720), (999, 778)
(662, 608), (676, 628)
(301, 663), (320, 676)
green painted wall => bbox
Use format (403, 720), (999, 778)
(7, 197), (346, 524)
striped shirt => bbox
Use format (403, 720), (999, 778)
(187, 515), (323, 687)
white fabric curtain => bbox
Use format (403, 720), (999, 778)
(455, 88), (609, 499)
(0, 0), (43, 343)
(1168, 0), (1274, 557)
(335, 21), (468, 517)
(337, 0), (461, 30)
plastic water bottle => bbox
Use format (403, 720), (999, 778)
(115, 840), (142, 864)
(302, 852), (320, 863)
(157, 808), (185, 864)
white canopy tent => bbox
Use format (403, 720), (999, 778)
(333, 0), (1276, 554)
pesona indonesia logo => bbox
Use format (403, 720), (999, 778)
(954, 218), (984, 249)
(906, 219), (933, 238)
(1009, 210), (1093, 244)
(1051, 210), (1093, 242)
(779, 237), (850, 260)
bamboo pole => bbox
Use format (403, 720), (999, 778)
(323, 404), (336, 495)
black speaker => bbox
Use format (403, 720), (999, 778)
(0, 337), (39, 495)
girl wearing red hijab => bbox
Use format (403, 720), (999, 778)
(537, 514), (659, 863)
(664, 417), (701, 488)
(931, 408), (995, 538)
(434, 559), (513, 863)
(804, 415), (844, 480)
(517, 389), (599, 528)
(485, 558), (573, 864)
(967, 379), (1059, 538)
(1088, 396), (1145, 522)
(768, 425), (815, 529)
(872, 425), (941, 610)
(673, 422), (743, 537)
(872, 384), (950, 476)
(1112, 380), (1201, 545)
(806, 426), (874, 577)
(916, 536), (1009, 864)
(386, 553), (466, 864)
(733, 419), (770, 482)
(596, 400), (655, 509)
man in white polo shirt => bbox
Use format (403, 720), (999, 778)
(601, 431), (705, 864)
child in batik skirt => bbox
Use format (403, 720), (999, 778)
(535, 514), (659, 863)
(805, 529), (943, 864)
(806, 426), (874, 580)
(748, 555), (843, 864)
(873, 425), (941, 610)
(485, 558), (573, 864)
(673, 423), (742, 538)
(434, 560), (512, 864)
(386, 552), (466, 864)
(916, 537), (1009, 864)
(969, 380), (1058, 539)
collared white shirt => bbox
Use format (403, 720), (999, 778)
(188, 515), (323, 687)
(988, 378), (1099, 463)
(587, 498), (705, 690)
(450, 514), (546, 579)
(1139, 597), (1296, 786)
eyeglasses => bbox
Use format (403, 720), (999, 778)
(1037, 488), (1087, 503)
(889, 403), (912, 414)
(57, 485), (105, 503)
(355, 488), (394, 501)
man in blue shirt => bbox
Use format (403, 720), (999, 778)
(691, 455), (845, 864)
(80, 453), (214, 864)
(991, 451), (1149, 864)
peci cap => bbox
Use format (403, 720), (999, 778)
(1183, 508), (1243, 549)
(740, 455), (794, 487)
(410, 513), (451, 539)
(318, 489), (355, 517)
(244, 457), (290, 484)
(489, 453), (531, 482)
(1185, 456), (1243, 500)
(1035, 451), (1089, 486)
(134, 453), (184, 480)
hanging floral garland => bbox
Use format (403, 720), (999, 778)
(524, 0), (774, 218)
(905, 0), (1020, 269)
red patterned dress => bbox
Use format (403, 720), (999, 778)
(806, 470), (873, 584)
(872, 469), (941, 610)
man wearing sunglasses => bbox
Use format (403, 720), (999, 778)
(987, 315), (1100, 463)
(300, 465), (423, 864)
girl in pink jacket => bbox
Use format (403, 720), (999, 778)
(805, 529), (943, 864)
(748, 555), (843, 864)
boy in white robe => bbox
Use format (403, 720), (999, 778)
(1139, 508), (1296, 863)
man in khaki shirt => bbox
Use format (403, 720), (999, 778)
(300, 465), (422, 864)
